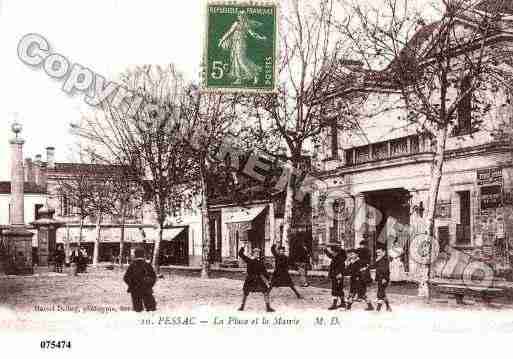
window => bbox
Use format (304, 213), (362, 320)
(60, 195), (69, 216)
(345, 150), (353, 166)
(456, 191), (471, 245)
(454, 77), (472, 136)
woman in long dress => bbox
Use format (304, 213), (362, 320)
(388, 238), (407, 283)
(218, 10), (267, 85)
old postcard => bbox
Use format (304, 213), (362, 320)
(1, 0), (513, 357)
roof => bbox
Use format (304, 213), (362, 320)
(50, 162), (127, 174)
(0, 181), (47, 194)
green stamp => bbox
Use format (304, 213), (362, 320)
(203, 1), (279, 93)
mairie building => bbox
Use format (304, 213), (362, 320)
(310, 0), (513, 279)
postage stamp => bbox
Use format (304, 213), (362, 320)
(202, 0), (279, 93)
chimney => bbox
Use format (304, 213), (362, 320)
(24, 157), (35, 183)
(34, 154), (42, 186)
(46, 147), (55, 169)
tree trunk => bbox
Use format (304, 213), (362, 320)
(280, 160), (295, 251)
(79, 217), (84, 244)
(152, 223), (163, 274)
(119, 210), (126, 268)
(92, 212), (102, 265)
(418, 126), (449, 298)
(64, 224), (70, 265)
(200, 161), (211, 279)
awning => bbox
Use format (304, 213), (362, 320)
(225, 205), (266, 224)
(161, 227), (185, 241)
(56, 226), (156, 244)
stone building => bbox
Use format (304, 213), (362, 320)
(310, 0), (513, 276)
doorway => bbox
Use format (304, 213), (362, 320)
(364, 188), (411, 268)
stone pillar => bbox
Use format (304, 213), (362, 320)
(9, 126), (25, 226)
(3, 121), (34, 275)
(31, 206), (63, 267)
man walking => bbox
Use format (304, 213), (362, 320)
(123, 247), (157, 312)
(238, 247), (275, 312)
(269, 244), (302, 299)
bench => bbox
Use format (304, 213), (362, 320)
(432, 283), (505, 305)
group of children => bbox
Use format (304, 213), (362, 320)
(325, 240), (392, 312)
(237, 240), (392, 312)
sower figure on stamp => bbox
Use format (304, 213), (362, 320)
(356, 240), (373, 308)
(346, 249), (374, 311)
(324, 244), (347, 310)
(123, 247), (157, 312)
(373, 245), (392, 312)
(238, 247), (275, 312)
(269, 244), (302, 299)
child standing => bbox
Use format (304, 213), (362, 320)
(346, 249), (374, 311)
(374, 245), (392, 312)
(270, 244), (302, 299)
(238, 247), (275, 312)
(324, 245), (346, 310)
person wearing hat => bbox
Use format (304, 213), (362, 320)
(269, 244), (302, 299)
(324, 244), (347, 310)
(373, 245), (392, 311)
(238, 247), (275, 312)
(123, 247), (157, 312)
(356, 240), (372, 301)
(346, 249), (374, 311)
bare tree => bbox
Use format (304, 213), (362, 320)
(332, 0), (512, 296)
(179, 86), (245, 278)
(109, 171), (144, 268)
(243, 0), (360, 250)
(55, 166), (96, 256)
(74, 64), (195, 273)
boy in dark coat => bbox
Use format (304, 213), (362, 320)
(270, 244), (302, 299)
(123, 247), (157, 312)
(356, 240), (372, 301)
(346, 249), (374, 311)
(238, 247), (275, 312)
(373, 245), (392, 312)
(324, 245), (346, 310)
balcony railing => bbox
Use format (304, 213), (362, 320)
(345, 134), (425, 166)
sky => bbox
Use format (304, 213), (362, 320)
(0, 0), (204, 180)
